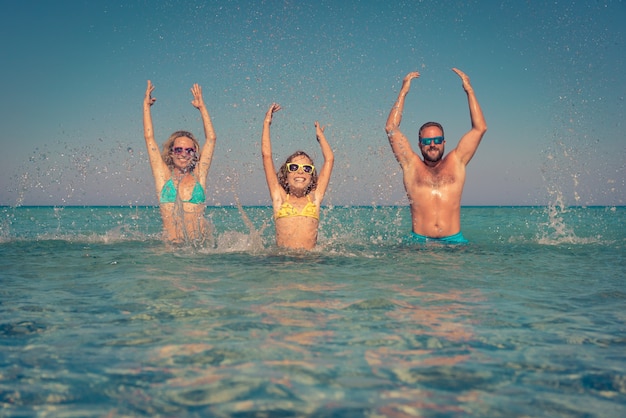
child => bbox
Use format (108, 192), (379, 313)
(262, 103), (334, 250)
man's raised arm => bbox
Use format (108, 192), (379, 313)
(385, 72), (420, 168)
(452, 68), (487, 165)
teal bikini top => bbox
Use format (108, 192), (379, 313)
(159, 174), (206, 204)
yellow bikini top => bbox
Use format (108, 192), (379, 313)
(275, 194), (319, 220)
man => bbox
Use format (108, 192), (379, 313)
(385, 68), (487, 243)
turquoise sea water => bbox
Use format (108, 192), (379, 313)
(1, 205), (625, 417)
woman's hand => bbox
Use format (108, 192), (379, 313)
(190, 83), (205, 109)
(144, 80), (156, 106)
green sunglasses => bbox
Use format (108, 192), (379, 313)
(420, 136), (444, 146)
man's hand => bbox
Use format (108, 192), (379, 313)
(452, 68), (473, 93)
(401, 71), (420, 92)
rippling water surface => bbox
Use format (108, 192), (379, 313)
(1, 206), (624, 416)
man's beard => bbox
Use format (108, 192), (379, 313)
(422, 147), (443, 163)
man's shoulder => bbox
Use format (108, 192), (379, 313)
(442, 150), (463, 165)
(402, 154), (426, 171)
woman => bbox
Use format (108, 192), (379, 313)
(262, 103), (334, 250)
(143, 80), (217, 245)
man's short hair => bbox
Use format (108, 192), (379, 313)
(418, 122), (444, 139)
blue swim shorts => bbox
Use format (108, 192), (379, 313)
(408, 231), (468, 244)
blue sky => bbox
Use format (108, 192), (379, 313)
(1, 0), (624, 206)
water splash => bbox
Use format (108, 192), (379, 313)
(537, 123), (601, 245)
(536, 191), (601, 245)
(9, 142), (149, 207)
(212, 196), (268, 254)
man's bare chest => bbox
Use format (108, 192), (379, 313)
(414, 167), (457, 189)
